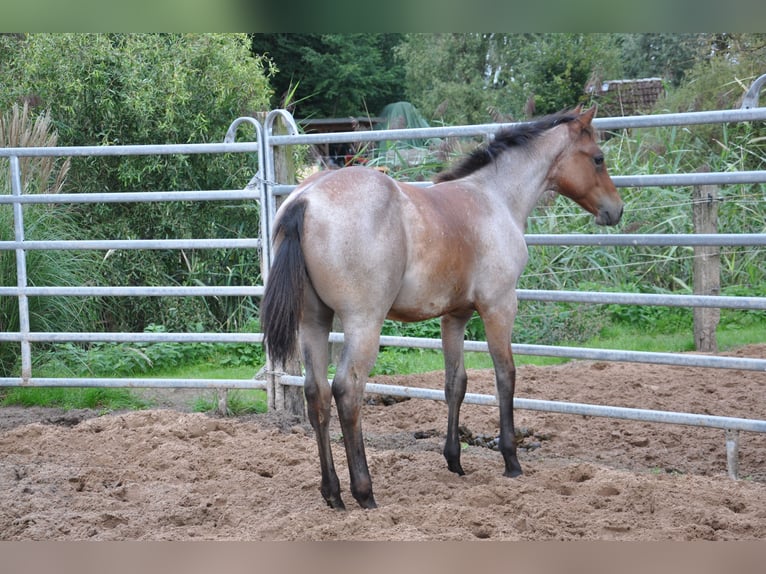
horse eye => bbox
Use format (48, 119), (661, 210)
(593, 154), (604, 167)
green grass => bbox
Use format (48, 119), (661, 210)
(0, 363), (268, 414)
(146, 362), (268, 415)
(191, 389), (268, 415)
(0, 386), (151, 412)
(146, 362), (257, 380)
(371, 346), (567, 377)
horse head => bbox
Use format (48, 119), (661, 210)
(550, 106), (624, 226)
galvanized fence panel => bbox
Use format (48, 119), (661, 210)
(2, 81), (766, 477)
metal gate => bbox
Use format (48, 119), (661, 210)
(2, 78), (766, 478)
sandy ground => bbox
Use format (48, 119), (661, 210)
(1, 344), (765, 541)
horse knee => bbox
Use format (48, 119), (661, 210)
(332, 375), (364, 415)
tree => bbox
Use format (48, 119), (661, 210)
(617, 34), (707, 86)
(396, 33), (497, 126)
(397, 33), (623, 125)
(509, 34), (623, 116)
(250, 33), (406, 118)
(0, 34), (275, 332)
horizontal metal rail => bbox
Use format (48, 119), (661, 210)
(0, 141), (262, 157)
(0, 286), (264, 297)
(2, 234), (761, 252)
(0, 376), (268, 390)
(0, 332), (263, 343)
(517, 289), (766, 310)
(362, 334), (766, 372)
(2, 329), (763, 371)
(266, 107), (766, 147)
(0, 238), (261, 251)
(0, 189), (260, 204)
(523, 233), (766, 246)
(271, 170), (766, 197)
(0, 284), (759, 313)
(612, 171), (766, 187)
(277, 375), (766, 434)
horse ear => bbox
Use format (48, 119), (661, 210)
(579, 105), (597, 125)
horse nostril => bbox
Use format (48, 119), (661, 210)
(596, 204), (622, 226)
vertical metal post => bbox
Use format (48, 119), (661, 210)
(725, 429), (740, 480)
(10, 155), (32, 382)
(262, 110), (305, 418)
(262, 109), (300, 272)
(222, 117), (266, 416)
(223, 117), (267, 270)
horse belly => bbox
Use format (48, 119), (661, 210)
(388, 274), (471, 322)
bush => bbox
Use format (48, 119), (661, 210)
(0, 34), (275, 333)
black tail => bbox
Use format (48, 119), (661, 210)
(260, 200), (308, 366)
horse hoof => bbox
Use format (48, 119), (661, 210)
(358, 497), (378, 510)
(324, 495), (346, 511)
(447, 461), (465, 476)
(504, 468), (523, 478)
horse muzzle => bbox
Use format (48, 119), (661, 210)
(595, 201), (624, 226)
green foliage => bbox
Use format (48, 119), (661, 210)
(0, 386), (151, 411)
(512, 34), (623, 116)
(607, 295), (693, 333)
(31, 323), (265, 379)
(0, 34), (274, 333)
(617, 33), (707, 86)
(251, 33), (406, 117)
(2, 34), (273, 151)
(192, 389), (267, 415)
(396, 33), (623, 124)
(514, 301), (606, 346)
(0, 104), (99, 376)
(397, 33), (500, 126)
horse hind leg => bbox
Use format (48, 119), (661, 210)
(441, 310), (473, 475)
(332, 319), (383, 509)
(300, 288), (345, 509)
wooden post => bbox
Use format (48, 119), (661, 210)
(216, 388), (229, 416)
(692, 167), (720, 353)
(270, 119), (306, 420)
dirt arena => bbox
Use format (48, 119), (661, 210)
(1, 344), (765, 541)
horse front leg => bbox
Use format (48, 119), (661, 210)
(441, 310), (473, 475)
(332, 324), (381, 509)
(482, 309), (523, 478)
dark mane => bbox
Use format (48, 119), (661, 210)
(433, 110), (579, 183)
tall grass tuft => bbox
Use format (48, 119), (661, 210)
(0, 102), (70, 194)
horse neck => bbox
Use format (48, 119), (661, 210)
(476, 129), (568, 228)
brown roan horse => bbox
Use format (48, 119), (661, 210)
(260, 106), (623, 510)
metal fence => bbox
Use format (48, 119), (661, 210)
(2, 79), (766, 478)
